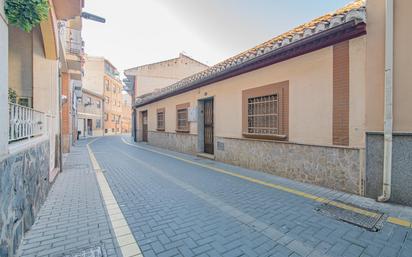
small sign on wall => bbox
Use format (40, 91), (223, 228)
(188, 107), (197, 122)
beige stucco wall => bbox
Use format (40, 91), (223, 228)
(32, 27), (60, 171)
(126, 54), (208, 97)
(136, 76), (180, 96)
(137, 38), (367, 148)
(0, 0), (8, 156)
(83, 56), (105, 95)
(33, 28), (59, 115)
(8, 26), (33, 101)
(392, 0), (412, 131)
(349, 37), (367, 147)
(365, 0), (412, 132)
(77, 90), (104, 137)
(78, 92), (103, 117)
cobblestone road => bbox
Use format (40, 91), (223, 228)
(89, 136), (411, 257)
(19, 136), (412, 257)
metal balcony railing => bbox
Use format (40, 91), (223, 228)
(9, 103), (45, 143)
(66, 41), (83, 55)
(65, 28), (83, 55)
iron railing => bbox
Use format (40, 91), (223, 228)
(9, 103), (45, 143)
(66, 41), (83, 55)
(65, 28), (83, 55)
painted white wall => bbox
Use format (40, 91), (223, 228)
(0, 1), (8, 157)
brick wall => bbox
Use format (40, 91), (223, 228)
(333, 41), (350, 146)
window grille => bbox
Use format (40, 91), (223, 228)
(157, 111), (165, 130)
(177, 109), (189, 131)
(247, 94), (279, 135)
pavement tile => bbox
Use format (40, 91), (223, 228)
(20, 136), (412, 257)
(17, 140), (118, 257)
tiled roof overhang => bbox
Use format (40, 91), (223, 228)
(135, 20), (366, 108)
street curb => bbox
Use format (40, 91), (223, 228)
(87, 138), (143, 257)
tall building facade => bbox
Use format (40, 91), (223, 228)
(60, 16), (85, 153)
(83, 56), (125, 135)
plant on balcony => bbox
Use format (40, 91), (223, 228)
(4, 0), (49, 32)
(8, 88), (17, 103)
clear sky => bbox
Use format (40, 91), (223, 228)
(82, 0), (353, 72)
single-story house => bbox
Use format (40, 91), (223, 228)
(133, 0), (412, 206)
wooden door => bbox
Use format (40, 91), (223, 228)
(87, 119), (93, 136)
(204, 99), (214, 154)
(142, 111), (148, 142)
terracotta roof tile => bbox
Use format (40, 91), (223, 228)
(136, 0), (366, 105)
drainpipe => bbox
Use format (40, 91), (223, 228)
(378, 0), (394, 202)
(58, 71), (63, 173)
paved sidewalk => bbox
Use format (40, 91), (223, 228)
(18, 139), (120, 257)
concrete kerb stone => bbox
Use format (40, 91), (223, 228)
(87, 139), (143, 257)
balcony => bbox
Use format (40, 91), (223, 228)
(66, 41), (83, 55)
(8, 103), (46, 143)
(65, 29), (83, 56)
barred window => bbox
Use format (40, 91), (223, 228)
(177, 109), (189, 132)
(157, 109), (165, 131)
(247, 94), (279, 135)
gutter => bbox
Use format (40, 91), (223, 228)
(378, 0), (394, 202)
(135, 20), (367, 108)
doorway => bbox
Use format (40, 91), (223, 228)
(142, 111), (148, 142)
(77, 119), (85, 138)
(203, 98), (214, 154)
(87, 119), (93, 136)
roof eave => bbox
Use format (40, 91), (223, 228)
(134, 20), (366, 109)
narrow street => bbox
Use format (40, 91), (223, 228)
(20, 136), (412, 257)
(2, 1), (412, 257)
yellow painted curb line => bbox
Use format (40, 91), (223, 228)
(87, 139), (143, 257)
(121, 138), (412, 229)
